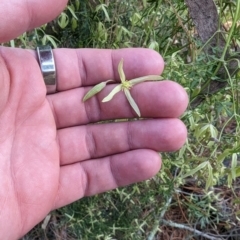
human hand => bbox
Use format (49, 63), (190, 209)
(0, 1), (188, 239)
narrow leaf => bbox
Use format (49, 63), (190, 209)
(206, 163), (213, 190)
(101, 5), (111, 22)
(130, 75), (163, 85)
(118, 59), (126, 83)
(67, 6), (78, 20)
(181, 161), (208, 179)
(102, 85), (122, 102)
(83, 80), (113, 102)
(231, 153), (238, 180)
(124, 89), (141, 117)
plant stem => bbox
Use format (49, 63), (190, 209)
(161, 220), (224, 240)
(147, 196), (172, 240)
(201, 0), (240, 92)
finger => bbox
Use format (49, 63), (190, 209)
(53, 149), (161, 209)
(51, 48), (164, 90)
(0, 55), (10, 114)
(49, 80), (188, 128)
(0, 0), (68, 42)
(58, 118), (187, 165)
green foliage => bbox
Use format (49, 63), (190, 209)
(13, 0), (240, 239)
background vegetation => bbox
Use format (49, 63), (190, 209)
(4, 0), (240, 239)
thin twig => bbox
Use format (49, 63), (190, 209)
(162, 220), (223, 240)
(147, 196), (173, 240)
(176, 191), (188, 223)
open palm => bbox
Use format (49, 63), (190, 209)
(0, 1), (188, 239)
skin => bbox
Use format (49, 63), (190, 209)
(0, 0), (188, 239)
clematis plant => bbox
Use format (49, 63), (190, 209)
(83, 59), (163, 117)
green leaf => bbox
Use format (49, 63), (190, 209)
(181, 161), (208, 179)
(191, 85), (201, 98)
(206, 163), (213, 190)
(118, 59), (126, 83)
(58, 12), (69, 29)
(116, 25), (123, 42)
(130, 75), (163, 85)
(235, 167), (240, 177)
(148, 40), (159, 52)
(209, 124), (218, 138)
(96, 4), (110, 22)
(130, 12), (142, 26)
(10, 40), (15, 48)
(102, 85), (122, 102)
(101, 5), (110, 22)
(42, 35), (47, 45)
(45, 35), (58, 48)
(67, 6), (78, 20)
(83, 80), (113, 102)
(231, 153), (238, 180)
(71, 18), (78, 31)
(124, 89), (141, 117)
(121, 26), (133, 38)
(97, 22), (108, 43)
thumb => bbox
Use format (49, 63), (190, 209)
(0, 0), (68, 43)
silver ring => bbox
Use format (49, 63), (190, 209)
(36, 46), (57, 94)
